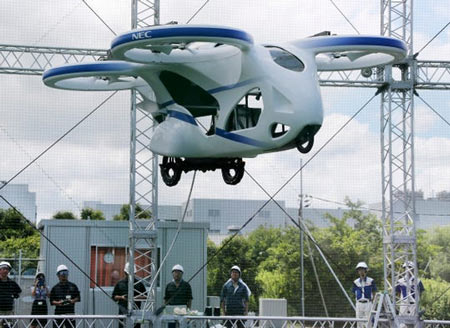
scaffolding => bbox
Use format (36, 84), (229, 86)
(0, 0), (449, 325)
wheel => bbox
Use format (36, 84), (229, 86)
(160, 157), (182, 187)
(296, 132), (314, 154)
(221, 159), (245, 185)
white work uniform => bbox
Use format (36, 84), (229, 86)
(395, 276), (424, 328)
(352, 277), (376, 328)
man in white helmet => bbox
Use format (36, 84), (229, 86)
(50, 265), (80, 328)
(0, 261), (21, 328)
(112, 262), (146, 328)
(395, 261), (424, 327)
(164, 264), (192, 308)
(351, 262), (377, 328)
(220, 265), (250, 328)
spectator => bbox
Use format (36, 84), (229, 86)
(50, 265), (80, 328)
(0, 261), (21, 328)
(164, 264), (193, 308)
(351, 262), (377, 328)
(396, 261), (424, 327)
(31, 272), (49, 328)
(112, 263), (146, 328)
(220, 265), (250, 328)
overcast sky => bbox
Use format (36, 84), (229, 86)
(1, 0), (449, 220)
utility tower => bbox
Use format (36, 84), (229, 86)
(379, 0), (420, 326)
(127, 0), (160, 321)
(0, 0), (449, 325)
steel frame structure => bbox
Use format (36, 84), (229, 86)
(0, 0), (449, 324)
(379, 1), (418, 326)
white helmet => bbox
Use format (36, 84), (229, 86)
(402, 261), (414, 269)
(172, 264), (184, 273)
(56, 264), (68, 274)
(230, 265), (241, 274)
(0, 261), (11, 270)
(124, 262), (137, 274)
(356, 262), (369, 270)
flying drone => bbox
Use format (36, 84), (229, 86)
(43, 24), (407, 186)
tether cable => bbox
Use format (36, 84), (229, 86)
(82, 0), (117, 36)
(164, 93), (377, 310)
(242, 92), (377, 276)
(144, 171), (197, 316)
(415, 21), (450, 56)
(328, 0), (360, 35)
(416, 94), (450, 128)
(0, 91), (118, 193)
(186, 0), (212, 24)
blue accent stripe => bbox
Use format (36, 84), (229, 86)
(301, 36), (407, 52)
(166, 112), (267, 148)
(111, 26), (253, 50)
(215, 128), (268, 148)
(168, 110), (197, 126)
(43, 62), (134, 80)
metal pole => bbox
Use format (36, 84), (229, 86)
(18, 250), (22, 287)
(300, 221), (356, 311)
(299, 159), (305, 316)
(305, 237), (329, 317)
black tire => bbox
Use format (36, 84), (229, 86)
(160, 157), (182, 187)
(221, 159), (245, 185)
(296, 134), (314, 154)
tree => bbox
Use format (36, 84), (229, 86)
(113, 204), (151, 221)
(207, 235), (252, 298)
(0, 234), (40, 259)
(80, 208), (105, 220)
(52, 211), (77, 220)
(425, 226), (450, 282)
(0, 208), (36, 241)
(0, 209), (40, 271)
(421, 278), (450, 320)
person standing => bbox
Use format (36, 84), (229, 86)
(395, 261), (424, 327)
(50, 265), (80, 328)
(31, 272), (49, 328)
(0, 261), (21, 328)
(164, 264), (193, 308)
(220, 266), (250, 328)
(112, 263), (146, 328)
(352, 262), (377, 328)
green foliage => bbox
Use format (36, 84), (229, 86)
(256, 227), (301, 314)
(0, 209), (40, 270)
(0, 234), (40, 259)
(421, 278), (450, 320)
(0, 208), (37, 240)
(80, 208), (105, 220)
(206, 199), (450, 318)
(425, 226), (450, 282)
(52, 211), (77, 220)
(113, 204), (151, 221)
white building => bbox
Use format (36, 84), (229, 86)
(0, 181), (37, 223)
(182, 198), (292, 235)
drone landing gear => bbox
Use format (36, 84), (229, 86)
(295, 125), (321, 154)
(160, 157), (246, 187)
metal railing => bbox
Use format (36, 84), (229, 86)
(0, 315), (449, 328)
(0, 315), (125, 328)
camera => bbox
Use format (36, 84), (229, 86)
(37, 278), (45, 288)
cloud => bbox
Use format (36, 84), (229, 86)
(1, 0), (449, 220)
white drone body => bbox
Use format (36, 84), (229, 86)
(43, 25), (406, 186)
